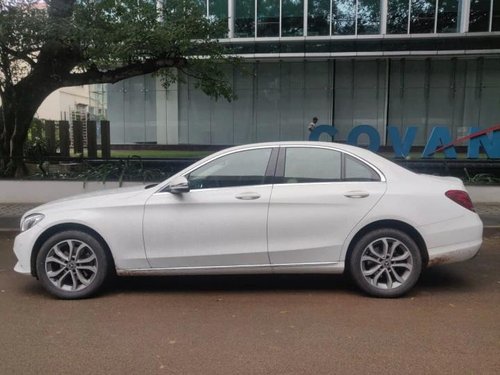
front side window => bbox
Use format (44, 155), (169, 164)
(284, 148), (342, 183)
(188, 148), (272, 189)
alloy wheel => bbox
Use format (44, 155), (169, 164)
(44, 239), (98, 292)
(360, 237), (413, 290)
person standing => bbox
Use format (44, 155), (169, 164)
(307, 116), (318, 133)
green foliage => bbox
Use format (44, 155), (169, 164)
(0, 0), (239, 177)
(1, 0), (237, 100)
(79, 156), (167, 187)
(25, 156), (170, 186)
(464, 168), (500, 184)
(23, 136), (48, 163)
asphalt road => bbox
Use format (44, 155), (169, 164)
(1, 232), (499, 375)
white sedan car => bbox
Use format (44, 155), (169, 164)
(14, 142), (483, 299)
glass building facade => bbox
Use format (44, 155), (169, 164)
(107, 0), (500, 146)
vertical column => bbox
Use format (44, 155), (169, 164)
(355, 0), (359, 35)
(434, 0), (440, 33)
(156, 75), (179, 145)
(330, 0), (333, 35)
(32, 122), (42, 139)
(59, 121), (70, 157)
(383, 60), (390, 146)
(45, 120), (56, 154)
(100, 120), (111, 159)
(255, 0), (258, 37)
(156, 76), (167, 145)
(407, 0), (412, 34)
(460, 0), (470, 32)
(489, 0), (494, 31)
(87, 120), (97, 158)
(279, 0), (283, 37)
(380, 0), (388, 34)
(228, 0), (235, 38)
(72, 120), (84, 155)
(304, 0), (308, 36)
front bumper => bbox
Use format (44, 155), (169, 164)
(13, 224), (45, 275)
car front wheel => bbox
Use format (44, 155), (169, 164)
(349, 228), (422, 298)
(36, 230), (110, 299)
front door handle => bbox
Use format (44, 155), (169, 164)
(235, 192), (261, 200)
(344, 191), (370, 199)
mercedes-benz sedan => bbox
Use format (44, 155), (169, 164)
(13, 142), (483, 299)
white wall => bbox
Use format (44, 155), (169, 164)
(35, 86), (101, 121)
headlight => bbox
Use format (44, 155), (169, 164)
(21, 214), (45, 232)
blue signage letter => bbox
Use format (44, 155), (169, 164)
(422, 127), (457, 158)
(309, 125), (338, 141)
(347, 125), (381, 152)
(467, 127), (500, 159)
(387, 126), (418, 158)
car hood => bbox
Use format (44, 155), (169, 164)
(24, 185), (150, 217)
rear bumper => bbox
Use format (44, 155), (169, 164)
(427, 239), (482, 266)
(418, 213), (483, 267)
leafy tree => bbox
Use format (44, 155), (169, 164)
(0, 0), (235, 176)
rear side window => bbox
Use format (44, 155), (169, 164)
(284, 148), (342, 183)
(344, 155), (380, 181)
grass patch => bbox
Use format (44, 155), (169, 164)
(110, 150), (211, 159)
(72, 150), (212, 159)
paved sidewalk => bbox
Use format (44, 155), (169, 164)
(1, 202), (500, 231)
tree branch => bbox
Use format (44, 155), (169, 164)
(61, 57), (187, 86)
(2, 45), (37, 67)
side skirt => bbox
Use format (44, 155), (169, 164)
(116, 262), (345, 276)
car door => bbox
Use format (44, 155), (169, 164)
(143, 147), (277, 269)
(267, 146), (387, 266)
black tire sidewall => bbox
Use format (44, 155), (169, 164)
(349, 228), (422, 298)
(36, 230), (109, 299)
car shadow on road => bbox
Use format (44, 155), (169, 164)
(110, 273), (357, 295)
(16, 266), (477, 299)
(107, 266), (477, 297)
(417, 265), (478, 293)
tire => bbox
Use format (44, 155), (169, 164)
(348, 228), (422, 298)
(36, 230), (110, 299)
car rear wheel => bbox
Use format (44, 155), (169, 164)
(349, 228), (422, 298)
(36, 230), (110, 299)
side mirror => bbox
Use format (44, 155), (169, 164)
(166, 176), (190, 194)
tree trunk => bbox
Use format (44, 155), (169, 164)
(0, 88), (46, 177)
(0, 106), (5, 171)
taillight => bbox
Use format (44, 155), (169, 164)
(445, 190), (475, 212)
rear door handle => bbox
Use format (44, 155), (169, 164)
(344, 191), (370, 199)
(235, 192), (261, 200)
